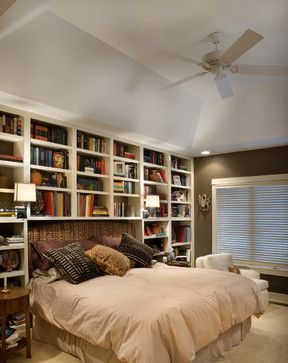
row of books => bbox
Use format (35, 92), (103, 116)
(31, 147), (69, 169)
(114, 202), (127, 217)
(172, 225), (191, 243)
(31, 119), (68, 145)
(0, 153), (23, 163)
(77, 155), (105, 175)
(171, 205), (191, 218)
(144, 149), (164, 166)
(77, 131), (106, 153)
(113, 142), (135, 159)
(144, 168), (166, 183)
(38, 191), (71, 216)
(77, 177), (103, 192)
(0, 114), (22, 136)
(113, 180), (135, 194)
(77, 194), (108, 217)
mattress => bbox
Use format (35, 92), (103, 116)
(31, 263), (264, 363)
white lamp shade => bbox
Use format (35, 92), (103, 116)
(14, 183), (36, 202)
(145, 195), (160, 208)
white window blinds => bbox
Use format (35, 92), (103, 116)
(214, 178), (288, 271)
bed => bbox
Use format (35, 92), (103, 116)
(28, 221), (264, 363)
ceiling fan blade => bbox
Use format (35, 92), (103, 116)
(215, 75), (234, 99)
(232, 64), (288, 76)
(161, 72), (208, 90)
(222, 29), (264, 64)
(160, 51), (210, 69)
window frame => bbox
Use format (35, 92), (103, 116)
(212, 173), (288, 277)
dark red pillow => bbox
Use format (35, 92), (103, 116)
(89, 235), (121, 250)
(31, 239), (95, 271)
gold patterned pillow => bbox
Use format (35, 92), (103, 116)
(85, 244), (131, 277)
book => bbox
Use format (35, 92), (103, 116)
(31, 119), (67, 145)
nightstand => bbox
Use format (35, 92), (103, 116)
(0, 287), (31, 363)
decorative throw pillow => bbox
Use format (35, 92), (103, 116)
(228, 265), (241, 274)
(118, 233), (154, 268)
(89, 235), (121, 250)
(43, 242), (103, 284)
(85, 244), (130, 277)
(31, 239), (95, 271)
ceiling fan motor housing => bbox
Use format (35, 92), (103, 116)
(201, 51), (226, 74)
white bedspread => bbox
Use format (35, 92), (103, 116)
(31, 263), (264, 363)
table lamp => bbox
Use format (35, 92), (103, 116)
(146, 195), (160, 218)
(14, 183), (36, 218)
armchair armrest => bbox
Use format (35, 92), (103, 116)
(240, 269), (260, 279)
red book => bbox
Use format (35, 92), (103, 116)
(159, 170), (166, 183)
(43, 192), (54, 216)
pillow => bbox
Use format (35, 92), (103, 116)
(89, 235), (121, 250)
(228, 265), (241, 274)
(31, 239), (95, 271)
(85, 245), (130, 277)
(43, 242), (103, 284)
(118, 233), (154, 268)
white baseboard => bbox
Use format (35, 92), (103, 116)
(269, 292), (288, 305)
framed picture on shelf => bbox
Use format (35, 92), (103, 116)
(173, 175), (181, 186)
(114, 161), (125, 176)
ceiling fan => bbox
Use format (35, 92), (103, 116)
(161, 29), (288, 98)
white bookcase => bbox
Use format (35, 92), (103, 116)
(0, 104), (195, 284)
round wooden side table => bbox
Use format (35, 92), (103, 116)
(0, 287), (31, 363)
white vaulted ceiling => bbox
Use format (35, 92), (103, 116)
(0, 0), (287, 155)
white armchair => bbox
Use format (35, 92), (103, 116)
(196, 253), (269, 308)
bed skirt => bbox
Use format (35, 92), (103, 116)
(33, 314), (251, 363)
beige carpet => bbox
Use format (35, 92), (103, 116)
(8, 304), (288, 363)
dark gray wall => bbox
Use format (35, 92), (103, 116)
(194, 146), (288, 293)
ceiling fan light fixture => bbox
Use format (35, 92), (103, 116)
(201, 150), (210, 156)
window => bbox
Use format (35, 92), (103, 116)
(212, 174), (288, 275)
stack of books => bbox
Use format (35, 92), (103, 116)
(5, 236), (24, 245)
(0, 209), (16, 217)
(77, 131), (106, 153)
(31, 120), (67, 145)
(0, 154), (23, 163)
(113, 181), (135, 194)
(0, 313), (26, 350)
(0, 114), (22, 136)
(92, 207), (109, 217)
(40, 191), (71, 217)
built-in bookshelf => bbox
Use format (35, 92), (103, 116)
(0, 104), (194, 270)
(0, 107), (28, 288)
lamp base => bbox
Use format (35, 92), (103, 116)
(1, 286), (10, 294)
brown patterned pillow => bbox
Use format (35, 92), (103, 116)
(89, 235), (121, 249)
(85, 245), (131, 277)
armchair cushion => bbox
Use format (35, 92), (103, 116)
(196, 253), (233, 271)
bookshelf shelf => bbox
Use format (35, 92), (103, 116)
(0, 218), (25, 224)
(76, 171), (109, 179)
(113, 193), (139, 198)
(144, 180), (167, 186)
(0, 270), (25, 278)
(171, 184), (190, 190)
(31, 138), (72, 150)
(0, 132), (23, 143)
(171, 201), (191, 205)
(0, 160), (23, 168)
(172, 242), (191, 247)
(171, 168), (191, 175)
(36, 186), (72, 192)
(0, 244), (25, 250)
(77, 148), (109, 158)
(143, 162), (167, 170)
(113, 156), (139, 164)
(144, 199), (168, 203)
(153, 252), (166, 257)
(29, 216), (72, 221)
(144, 235), (168, 240)
(0, 188), (14, 194)
(113, 176), (139, 183)
(31, 165), (71, 173)
(143, 217), (169, 222)
(171, 217), (192, 221)
(77, 190), (109, 195)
